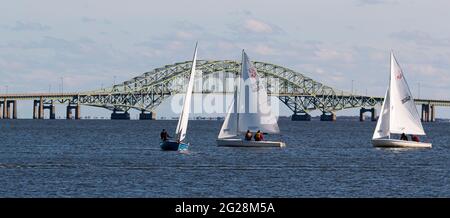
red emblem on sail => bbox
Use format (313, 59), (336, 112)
(396, 71), (403, 80)
(249, 67), (257, 78)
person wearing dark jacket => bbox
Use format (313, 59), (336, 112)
(400, 133), (408, 141)
(245, 130), (253, 141)
(160, 129), (171, 141)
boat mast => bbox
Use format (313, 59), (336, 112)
(236, 49), (245, 135)
(388, 52), (392, 140)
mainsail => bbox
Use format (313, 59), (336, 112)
(218, 50), (280, 139)
(388, 52), (425, 135)
(175, 43), (198, 142)
(236, 50), (280, 133)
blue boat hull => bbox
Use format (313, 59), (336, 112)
(160, 140), (189, 151)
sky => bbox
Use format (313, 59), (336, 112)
(1, 0), (450, 118)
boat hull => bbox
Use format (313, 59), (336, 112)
(160, 140), (189, 151)
(216, 138), (286, 147)
(372, 138), (432, 148)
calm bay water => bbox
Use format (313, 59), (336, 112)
(0, 119), (449, 197)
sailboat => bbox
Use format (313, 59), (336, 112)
(216, 50), (286, 147)
(372, 52), (432, 148)
(160, 43), (198, 151)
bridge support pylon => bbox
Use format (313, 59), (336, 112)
(0, 101), (3, 119)
(360, 107), (376, 122)
(421, 104), (435, 122)
(66, 104), (81, 120)
(139, 110), (156, 120)
(111, 109), (130, 120)
(33, 100), (38, 119)
(33, 99), (46, 119)
(0, 99), (9, 119)
(43, 102), (56, 119)
(39, 97), (44, 119)
(291, 112), (311, 121)
(11, 100), (17, 119)
(1, 100), (17, 119)
(3, 98), (6, 119)
(320, 111), (336, 121)
(32, 98), (44, 119)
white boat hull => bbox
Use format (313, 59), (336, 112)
(372, 138), (432, 148)
(217, 138), (286, 147)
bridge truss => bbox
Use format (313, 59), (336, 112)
(74, 60), (383, 115)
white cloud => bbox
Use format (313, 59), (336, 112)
(81, 17), (96, 23)
(368, 51), (386, 61)
(356, 0), (398, 6)
(175, 31), (195, 40)
(243, 19), (273, 33)
(216, 41), (236, 51)
(253, 44), (276, 55)
(167, 41), (184, 50)
(390, 30), (450, 47)
(0, 57), (25, 72)
(2, 21), (51, 31)
(314, 48), (354, 62)
(407, 64), (444, 76)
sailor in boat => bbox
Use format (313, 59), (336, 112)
(245, 130), (253, 141)
(411, 135), (420, 142)
(400, 133), (408, 141)
(254, 130), (264, 141)
(160, 129), (171, 141)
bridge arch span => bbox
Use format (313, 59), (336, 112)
(78, 60), (381, 115)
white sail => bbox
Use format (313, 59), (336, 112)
(237, 50), (280, 133)
(218, 76), (239, 139)
(218, 99), (238, 139)
(372, 88), (390, 139)
(388, 52), (425, 135)
(175, 43), (198, 142)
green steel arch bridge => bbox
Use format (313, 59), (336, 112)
(1, 60), (448, 121)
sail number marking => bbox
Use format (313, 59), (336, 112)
(401, 96), (411, 104)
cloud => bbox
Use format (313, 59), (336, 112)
(133, 21), (221, 58)
(228, 10), (253, 16)
(20, 36), (85, 51)
(0, 36), (144, 77)
(356, 0), (397, 6)
(81, 17), (96, 23)
(314, 48), (354, 63)
(172, 21), (204, 32)
(167, 41), (184, 50)
(253, 44), (277, 55)
(3, 21), (51, 31)
(0, 57), (25, 72)
(389, 30), (450, 46)
(226, 18), (283, 39)
(175, 31), (195, 40)
(243, 19), (274, 33)
(407, 64), (446, 76)
(216, 41), (236, 51)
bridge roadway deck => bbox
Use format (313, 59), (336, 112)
(1, 92), (450, 107)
